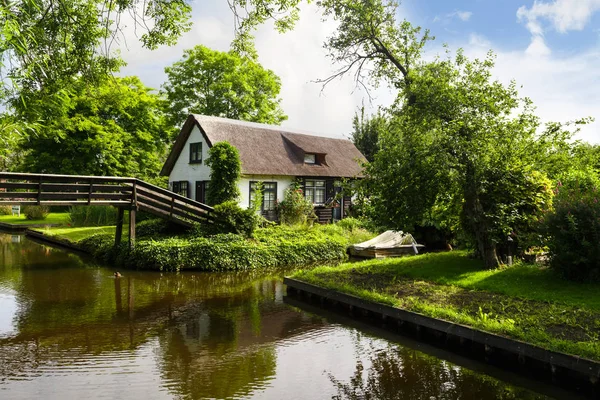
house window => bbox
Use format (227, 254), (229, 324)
(172, 181), (189, 198)
(250, 182), (277, 211)
(304, 153), (316, 164)
(304, 179), (326, 204)
(189, 142), (202, 164)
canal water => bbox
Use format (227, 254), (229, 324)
(0, 232), (564, 399)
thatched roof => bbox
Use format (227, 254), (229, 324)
(161, 115), (366, 178)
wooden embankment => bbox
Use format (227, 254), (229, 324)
(0, 172), (214, 247)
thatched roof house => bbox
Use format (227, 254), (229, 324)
(161, 115), (366, 222)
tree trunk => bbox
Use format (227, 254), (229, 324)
(463, 163), (500, 269)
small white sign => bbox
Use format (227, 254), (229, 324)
(11, 206), (20, 216)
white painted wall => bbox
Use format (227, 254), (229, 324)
(169, 126), (295, 207)
(169, 125), (211, 200)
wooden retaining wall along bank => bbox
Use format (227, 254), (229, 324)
(284, 277), (600, 398)
(0, 172), (215, 247)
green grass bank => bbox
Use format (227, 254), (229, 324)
(292, 251), (600, 361)
(0, 213), (70, 225)
(31, 219), (374, 272)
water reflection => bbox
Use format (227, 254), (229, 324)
(0, 233), (557, 399)
(328, 337), (547, 400)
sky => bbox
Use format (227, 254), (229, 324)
(119, 0), (600, 143)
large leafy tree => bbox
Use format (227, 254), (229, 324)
(0, 0), (191, 100)
(18, 76), (168, 180)
(350, 107), (386, 162)
(306, 0), (555, 267)
(161, 45), (287, 132)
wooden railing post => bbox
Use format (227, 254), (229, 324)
(37, 176), (42, 205)
(128, 207), (136, 249)
(88, 179), (93, 205)
(132, 180), (138, 209)
(170, 195), (174, 218)
(129, 180), (138, 249)
(115, 207), (124, 248)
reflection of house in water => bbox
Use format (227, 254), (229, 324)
(156, 281), (327, 399)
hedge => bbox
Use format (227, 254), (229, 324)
(78, 230), (348, 272)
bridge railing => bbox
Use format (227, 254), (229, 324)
(0, 172), (214, 226)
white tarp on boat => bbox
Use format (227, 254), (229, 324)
(352, 230), (420, 254)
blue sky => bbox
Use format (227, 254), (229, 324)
(120, 0), (599, 143)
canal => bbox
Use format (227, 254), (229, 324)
(0, 232), (570, 399)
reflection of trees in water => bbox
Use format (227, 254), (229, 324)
(158, 321), (277, 399)
(0, 235), (330, 398)
(329, 337), (548, 400)
(155, 281), (326, 399)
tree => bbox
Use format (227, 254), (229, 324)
(161, 45), (287, 132)
(350, 107), (386, 162)
(362, 51), (554, 268)
(18, 76), (168, 180)
(205, 142), (242, 205)
(0, 0), (192, 105)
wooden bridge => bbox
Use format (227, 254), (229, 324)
(0, 172), (214, 246)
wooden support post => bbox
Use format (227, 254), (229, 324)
(37, 177), (42, 205)
(88, 179), (93, 205)
(115, 207), (124, 248)
(128, 207), (136, 249)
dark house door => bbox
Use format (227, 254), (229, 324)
(333, 184), (342, 220)
(195, 181), (208, 203)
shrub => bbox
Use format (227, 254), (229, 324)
(277, 183), (315, 225)
(543, 176), (600, 281)
(77, 225), (348, 272)
(23, 205), (49, 220)
(205, 142), (241, 205)
(136, 218), (178, 237)
(69, 206), (117, 227)
(203, 201), (259, 238)
(0, 205), (12, 215)
(336, 217), (369, 231)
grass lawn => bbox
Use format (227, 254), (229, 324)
(293, 251), (600, 361)
(34, 225), (127, 242)
(0, 213), (70, 225)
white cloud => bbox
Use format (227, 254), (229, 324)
(517, 0), (600, 60)
(525, 35), (552, 56)
(456, 11), (473, 21)
(116, 1), (598, 144)
(434, 10), (472, 23)
(459, 41), (599, 143)
(119, 2), (392, 139)
(468, 33), (492, 48)
(517, 0), (600, 33)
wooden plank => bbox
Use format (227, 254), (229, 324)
(0, 182), (131, 192)
(0, 192), (131, 201)
(136, 187), (212, 217)
(0, 192), (38, 199)
(0, 200), (131, 206)
(136, 195), (209, 223)
(0, 172), (135, 184)
(135, 180), (214, 212)
(138, 204), (193, 228)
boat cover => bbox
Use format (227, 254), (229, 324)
(352, 230), (420, 254)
